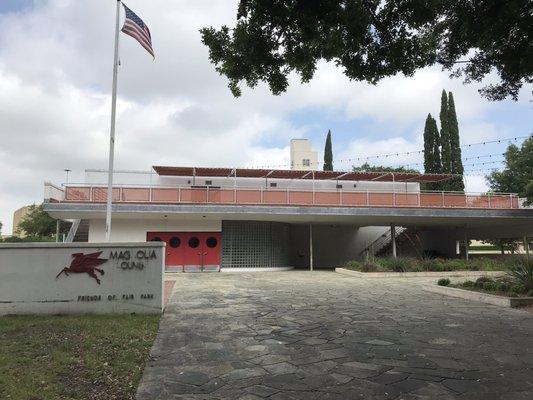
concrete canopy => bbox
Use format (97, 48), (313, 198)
(44, 202), (533, 240)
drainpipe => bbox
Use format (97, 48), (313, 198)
(391, 223), (397, 258)
(309, 224), (313, 271)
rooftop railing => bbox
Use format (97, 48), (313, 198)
(51, 184), (520, 210)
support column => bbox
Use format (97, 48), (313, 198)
(464, 226), (469, 261)
(524, 236), (530, 259)
(55, 220), (60, 243)
(391, 223), (397, 258)
(309, 224), (313, 271)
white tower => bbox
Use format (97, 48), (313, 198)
(290, 139), (318, 171)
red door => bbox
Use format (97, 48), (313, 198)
(201, 233), (221, 272)
(147, 232), (221, 272)
(147, 232), (185, 272)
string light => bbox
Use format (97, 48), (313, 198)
(250, 134), (530, 170)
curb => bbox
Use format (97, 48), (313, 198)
(423, 284), (533, 308)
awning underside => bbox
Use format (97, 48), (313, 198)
(153, 166), (454, 183)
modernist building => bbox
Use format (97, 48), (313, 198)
(43, 162), (533, 272)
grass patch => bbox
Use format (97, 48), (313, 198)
(344, 256), (527, 273)
(0, 314), (159, 400)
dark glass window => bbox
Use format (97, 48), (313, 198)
(188, 237), (200, 248)
(206, 237), (218, 248)
(150, 237), (162, 242)
(169, 236), (181, 248)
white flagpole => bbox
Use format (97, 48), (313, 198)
(105, 0), (122, 241)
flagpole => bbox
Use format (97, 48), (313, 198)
(105, 0), (122, 242)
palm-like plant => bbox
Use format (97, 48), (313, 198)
(507, 259), (533, 293)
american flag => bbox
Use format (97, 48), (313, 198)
(121, 4), (154, 58)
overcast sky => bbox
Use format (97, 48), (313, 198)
(0, 0), (531, 234)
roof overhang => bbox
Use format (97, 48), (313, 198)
(152, 166), (454, 183)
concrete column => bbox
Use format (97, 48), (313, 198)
(524, 236), (530, 259)
(391, 223), (397, 258)
(309, 224), (313, 271)
(55, 220), (60, 243)
(464, 226), (469, 261)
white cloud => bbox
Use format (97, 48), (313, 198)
(0, 0), (529, 234)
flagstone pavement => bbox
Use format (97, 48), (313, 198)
(137, 271), (533, 400)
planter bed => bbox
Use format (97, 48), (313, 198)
(423, 284), (533, 308)
(335, 268), (505, 279)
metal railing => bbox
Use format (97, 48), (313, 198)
(51, 183), (521, 210)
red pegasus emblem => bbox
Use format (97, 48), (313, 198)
(56, 251), (107, 284)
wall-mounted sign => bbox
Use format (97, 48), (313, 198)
(0, 242), (165, 315)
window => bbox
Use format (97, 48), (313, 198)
(169, 236), (181, 248)
(205, 180), (213, 186)
(336, 184), (343, 189)
(270, 182), (278, 188)
(206, 237), (218, 248)
(302, 159), (310, 167)
(188, 236), (200, 248)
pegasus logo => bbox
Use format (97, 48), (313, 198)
(56, 251), (108, 284)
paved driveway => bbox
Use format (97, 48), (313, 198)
(137, 271), (533, 400)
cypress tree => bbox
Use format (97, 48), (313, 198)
(431, 117), (442, 178)
(447, 92), (465, 191)
(323, 130), (333, 171)
(423, 114), (434, 174)
(439, 90), (451, 174)
(423, 114), (442, 190)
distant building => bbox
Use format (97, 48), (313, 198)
(290, 139), (318, 171)
(12, 205), (31, 237)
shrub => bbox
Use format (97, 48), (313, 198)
(475, 276), (493, 288)
(361, 262), (378, 272)
(345, 260), (361, 271)
(462, 280), (475, 288)
(388, 257), (411, 272)
(507, 259), (533, 292)
(438, 278), (451, 286)
(510, 284), (526, 295)
(527, 289), (533, 297)
(483, 281), (497, 291)
(420, 259), (446, 271)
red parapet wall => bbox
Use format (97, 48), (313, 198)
(63, 186), (520, 210)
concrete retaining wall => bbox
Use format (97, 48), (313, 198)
(0, 242), (164, 315)
(335, 268), (505, 279)
(424, 284), (533, 308)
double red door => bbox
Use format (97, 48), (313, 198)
(146, 232), (221, 272)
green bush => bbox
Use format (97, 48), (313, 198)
(483, 281), (497, 291)
(389, 258), (411, 272)
(361, 262), (378, 272)
(507, 258), (533, 292)
(475, 276), (493, 288)
(343, 256), (523, 274)
(461, 280), (475, 287)
(510, 284), (526, 295)
(437, 278), (451, 286)
(345, 260), (361, 271)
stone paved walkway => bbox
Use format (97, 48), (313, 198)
(137, 272), (533, 400)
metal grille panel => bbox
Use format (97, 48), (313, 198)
(222, 221), (289, 269)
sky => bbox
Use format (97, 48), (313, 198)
(0, 0), (531, 234)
